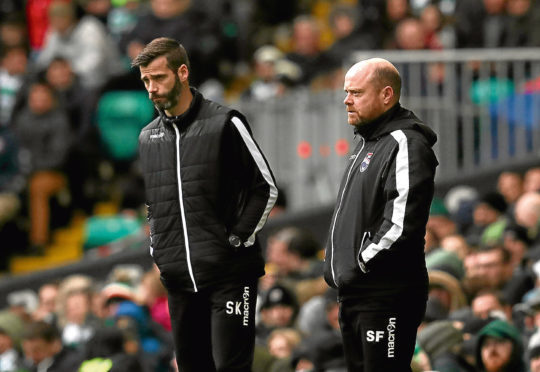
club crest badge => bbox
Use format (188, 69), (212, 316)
(360, 152), (373, 172)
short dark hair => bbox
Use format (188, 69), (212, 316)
(23, 321), (61, 342)
(372, 65), (401, 100)
(131, 37), (191, 73)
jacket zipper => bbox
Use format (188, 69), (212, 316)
(173, 123), (198, 292)
(329, 137), (365, 286)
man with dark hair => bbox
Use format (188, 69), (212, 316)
(324, 58), (438, 371)
(21, 321), (83, 371)
(134, 37), (278, 372)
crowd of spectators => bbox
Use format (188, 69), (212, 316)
(1, 165), (540, 371)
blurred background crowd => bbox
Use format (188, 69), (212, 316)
(1, 0), (540, 371)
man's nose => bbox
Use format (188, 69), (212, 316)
(344, 93), (352, 105)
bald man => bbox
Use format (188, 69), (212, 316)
(324, 58), (438, 371)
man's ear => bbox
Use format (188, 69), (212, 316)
(177, 64), (189, 83)
(382, 86), (394, 105)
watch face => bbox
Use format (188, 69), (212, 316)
(230, 235), (241, 247)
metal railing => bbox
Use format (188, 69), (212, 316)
(235, 49), (540, 211)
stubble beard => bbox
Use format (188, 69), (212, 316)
(154, 76), (182, 111)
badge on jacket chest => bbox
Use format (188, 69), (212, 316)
(360, 152), (373, 172)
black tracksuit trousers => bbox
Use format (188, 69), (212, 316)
(167, 277), (258, 372)
(338, 286), (427, 372)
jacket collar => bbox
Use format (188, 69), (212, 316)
(159, 87), (202, 128)
(354, 102), (437, 147)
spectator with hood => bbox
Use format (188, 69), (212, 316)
(475, 319), (525, 372)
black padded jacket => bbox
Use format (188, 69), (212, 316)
(324, 103), (438, 297)
(138, 89), (278, 292)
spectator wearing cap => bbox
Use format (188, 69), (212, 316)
(427, 197), (457, 243)
(498, 223), (537, 305)
(444, 185), (479, 235)
(6, 289), (39, 324)
(427, 248), (465, 281)
(503, 223), (534, 269)
(291, 288), (346, 372)
(100, 281), (136, 318)
(241, 45), (299, 101)
(0, 309), (25, 355)
(475, 319), (525, 372)
(522, 287), (540, 338)
(464, 192), (508, 247)
(296, 287), (338, 337)
(416, 320), (473, 372)
(256, 284), (299, 345)
(113, 300), (174, 372)
(424, 249), (467, 324)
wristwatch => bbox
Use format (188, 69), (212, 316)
(228, 234), (242, 248)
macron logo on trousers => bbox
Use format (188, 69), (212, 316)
(366, 317), (396, 358)
(225, 286), (251, 326)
